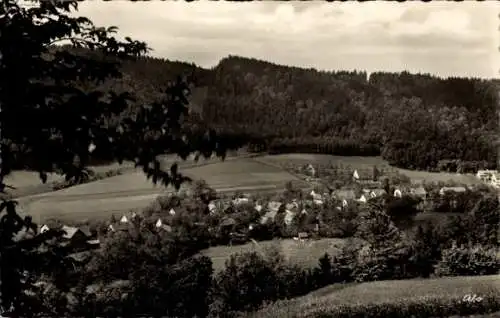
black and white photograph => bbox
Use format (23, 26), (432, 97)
(0, 1), (499, 317)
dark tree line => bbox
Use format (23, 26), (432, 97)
(10, 50), (497, 172)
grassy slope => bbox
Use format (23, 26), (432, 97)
(249, 274), (500, 318)
(201, 238), (348, 273)
(16, 156), (308, 223)
(258, 154), (482, 185)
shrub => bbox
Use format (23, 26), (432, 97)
(434, 242), (500, 277)
(297, 293), (500, 318)
(213, 251), (281, 313)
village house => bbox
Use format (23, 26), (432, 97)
(439, 186), (467, 196)
(284, 210), (296, 226)
(297, 232), (309, 241)
(60, 225), (91, 251)
(267, 201), (282, 212)
(313, 198), (324, 205)
(490, 172), (500, 188)
(410, 187), (427, 200)
(208, 202), (217, 213)
(286, 201), (300, 211)
(305, 164), (316, 177)
(370, 189), (387, 198)
(476, 170), (495, 183)
(394, 189), (403, 198)
(232, 197), (250, 205)
(309, 190), (323, 201)
(358, 194), (368, 203)
(155, 218), (172, 232)
(353, 169), (380, 186)
(40, 224), (50, 234)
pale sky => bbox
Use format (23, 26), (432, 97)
(70, 1), (498, 78)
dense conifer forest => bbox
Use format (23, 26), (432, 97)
(26, 48), (500, 172)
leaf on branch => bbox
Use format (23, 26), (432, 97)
(170, 163), (178, 177)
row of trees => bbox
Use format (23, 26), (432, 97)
(7, 30), (497, 173)
(24, 190), (500, 317)
(201, 57), (499, 171)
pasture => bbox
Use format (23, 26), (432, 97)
(6, 151), (248, 195)
(16, 157), (308, 224)
(201, 238), (348, 272)
(250, 274), (500, 318)
(256, 154), (482, 185)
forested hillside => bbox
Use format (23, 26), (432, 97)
(30, 50), (499, 172)
(202, 56), (499, 171)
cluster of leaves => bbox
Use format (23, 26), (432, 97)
(434, 242), (500, 277)
(0, 1), (242, 315)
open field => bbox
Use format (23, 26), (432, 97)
(16, 157), (308, 224)
(5, 151), (255, 197)
(256, 154), (483, 185)
(201, 238), (348, 272)
(250, 274), (500, 318)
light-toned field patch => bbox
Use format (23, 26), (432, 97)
(201, 238), (347, 272)
(17, 157), (308, 223)
(258, 154), (482, 185)
(251, 274), (500, 318)
(183, 158), (309, 191)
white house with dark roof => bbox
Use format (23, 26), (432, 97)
(490, 173), (500, 188)
(358, 194), (368, 203)
(40, 224), (50, 234)
(208, 202), (217, 213)
(476, 170), (495, 182)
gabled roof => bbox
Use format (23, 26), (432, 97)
(40, 224), (50, 233)
(353, 169), (372, 179)
(285, 202), (299, 211)
(155, 218), (163, 228)
(79, 225), (92, 237)
(267, 201), (282, 212)
(61, 225), (81, 240)
(86, 239), (100, 245)
(371, 189), (386, 196)
(440, 186), (467, 193)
